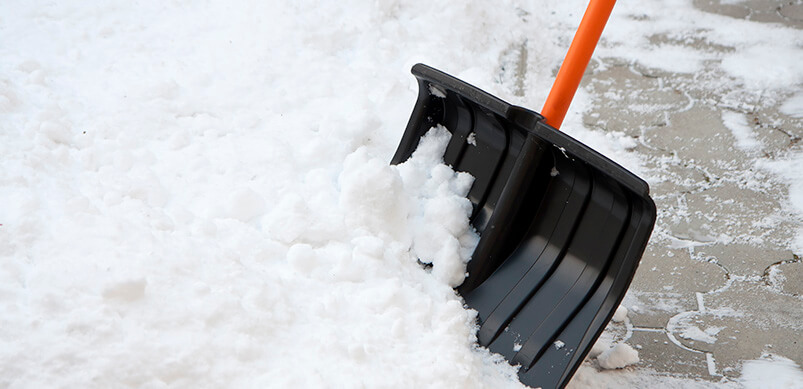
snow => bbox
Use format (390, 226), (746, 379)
(589, 331), (615, 359)
(612, 305), (629, 323)
(393, 126), (479, 287)
(720, 46), (803, 90)
(721, 111), (761, 153)
(740, 354), (803, 389)
(2, 0), (802, 387)
(466, 132), (478, 146)
(758, 152), (803, 253)
(781, 93), (803, 119)
(679, 326), (723, 344)
(597, 344), (640, 370)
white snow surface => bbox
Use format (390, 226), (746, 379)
(721, 111), (761, 153)
(2, 0), (803, 387)
(597, 344), (640, 370)
(781, 93), (803, 119)
(740, 354), (803, 389)
(611, 305), (629, 323)
(679, 326), (723, 344)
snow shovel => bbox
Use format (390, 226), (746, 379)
(390, 0), (656, 387)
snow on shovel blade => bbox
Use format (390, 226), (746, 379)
(391, 64), (656, 389)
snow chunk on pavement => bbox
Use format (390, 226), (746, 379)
(611, 305), (628, 323)
(597, 343), (639, 370)
(589, 331), (614, 358)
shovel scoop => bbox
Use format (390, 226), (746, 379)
(390, 1), (656, 388)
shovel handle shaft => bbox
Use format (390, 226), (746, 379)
(541, 0), (616, 129)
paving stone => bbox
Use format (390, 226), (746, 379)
(573, 0), (803, 381)
(675, 183), (798, 276)
(693, 0), (751, 19)
(779, 3), (803, 22)
(692, 243), (794, 277)
(583, 62), (692, 139)
(693, 0), (803, 28)
(627, 245), (727, 328)
(627, 329), (712, 378)
(644, 106), (754, 169)
(624, 289), (697, 330)
(766, 259), (803, 296)
(750, 103), (803, 152)
(668, 280), (803, 377)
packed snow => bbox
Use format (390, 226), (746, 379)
(679, 326), (723, 345)
(597, 344), (640, 370)
(740, 355), (803, 389)
(2, 0), (802, 388)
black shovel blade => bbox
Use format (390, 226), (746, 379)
(391, 64), (656, 389)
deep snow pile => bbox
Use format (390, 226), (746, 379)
(0, 1), (528, 387)
(2, 0), (802, 388)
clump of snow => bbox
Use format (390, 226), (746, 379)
(429, 84), (447, 98)
(611, 305), (629, 323)
(395, 126), (479, 287)
(466, 132), (478, 146)
(597, 343), (640, 370)
(740, 354), (803, 389)
(589, 331), (615, 358)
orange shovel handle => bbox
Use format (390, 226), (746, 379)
(541, 0), (616, 129)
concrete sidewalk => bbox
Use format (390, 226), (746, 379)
(581, 0), (802, 381)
